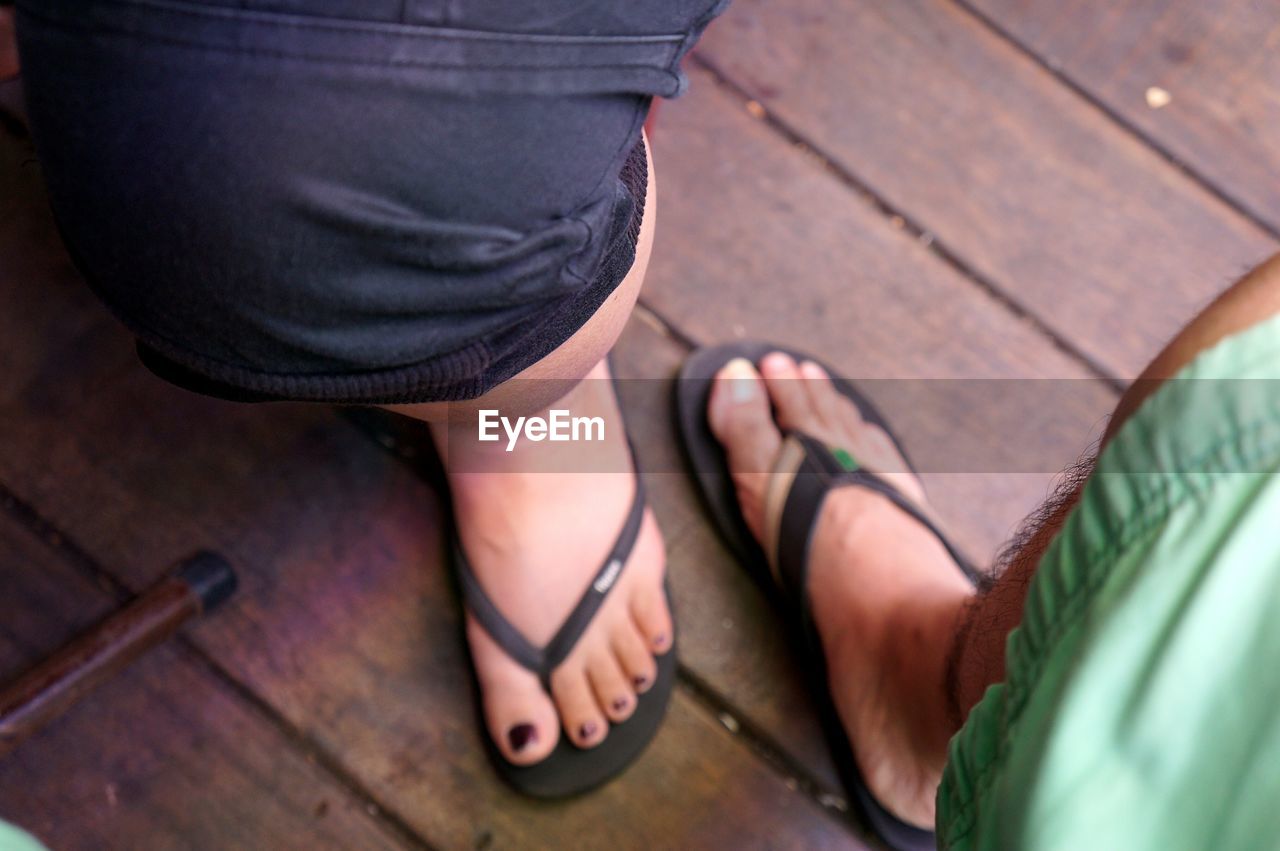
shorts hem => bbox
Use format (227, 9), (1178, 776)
(133, 136), (649, 405)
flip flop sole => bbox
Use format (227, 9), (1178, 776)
(464, 584), (678, 799)
(676, 342), (938, 851)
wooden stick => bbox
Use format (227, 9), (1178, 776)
(0, 551), (236, 756)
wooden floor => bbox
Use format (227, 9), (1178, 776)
(2, 2), (1278, 848)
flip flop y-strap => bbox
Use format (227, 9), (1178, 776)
(454, 474), (647, 691)
(760, 431), (973, 629)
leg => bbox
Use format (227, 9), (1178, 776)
(706, 251), (1280, 826)
(949, 251), (1280, 717)
(383, 143), (673, 768)
(14, 0), (726, 785)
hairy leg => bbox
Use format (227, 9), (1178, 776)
(947, 251), (1280, 721)
(707, 252), (1280, 825)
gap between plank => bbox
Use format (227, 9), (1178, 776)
(687, 51), (1127, 393)
(951, 0), (1280, 245)
(633, 301), (700, 351)
(2, 471), (865, 846)
(0, 484), (440, 851)
(674, 663), (866, 831)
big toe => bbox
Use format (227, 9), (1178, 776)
(468, 618), (560, 765)
(707, 357), (783, 537)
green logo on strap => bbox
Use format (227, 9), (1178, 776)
(831, 447), (860, 472)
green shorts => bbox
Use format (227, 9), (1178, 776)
(0, 820), (42, 851)
(938, 313), (1280, 849)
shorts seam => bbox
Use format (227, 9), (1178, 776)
(83, 271), (496, 403)
(22, 0), (688, 46)
(19, 6), (686, 84)
(562, 114), (648, 286)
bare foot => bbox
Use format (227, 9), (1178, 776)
(435, 359), (672, 765)
(706, 353), (974, 827)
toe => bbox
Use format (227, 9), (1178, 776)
(798, 359), (843, 428)
(468, 618), (559, 765)
(630, 577), (674, 655)
(760, 352), (818, 431)
(588, 647), (637, 723)
(708, 356), (786, 539)
(550, 663), (609, 749)
(613, 618), (658, 693)
(707, 357), (782, 475)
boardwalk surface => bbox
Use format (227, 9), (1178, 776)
(1, 2), (1276, 848)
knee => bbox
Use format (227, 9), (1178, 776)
(1248, 251), (1280, 297)
(1178, 251), (1280, 362)
(1107, 251), (1280, 443)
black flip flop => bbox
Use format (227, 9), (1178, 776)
(449, 396), (676, 799)
(676, 342), (975, 851)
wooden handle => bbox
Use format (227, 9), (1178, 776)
(0, 551), (236, 756)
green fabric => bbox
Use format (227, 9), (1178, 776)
(0, 820), (45, 851)
(937, 312), (1280, 850)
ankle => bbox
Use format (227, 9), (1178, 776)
(823, 593), (964, 768)
(813, 488), (973, 747)
(890, 593), (971, 747)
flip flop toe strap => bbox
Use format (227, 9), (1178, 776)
(456, 474), (648, 690)
(762, 432), (971, 627)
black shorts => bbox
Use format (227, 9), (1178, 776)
(14, 0), (727, 403)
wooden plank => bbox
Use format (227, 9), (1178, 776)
(622, 63), (1125, 788)
(968, 0), (1280, 236)
(0, 133), (862, 849)
(692, 0), (1277, 378)
(0, 514), (407, 851)
(643, 63), (1116, 548)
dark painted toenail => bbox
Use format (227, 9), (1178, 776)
(612, 696), (629, 713)
(579, 721), (599, 741)
(633, 675), (648, 689)
(653, 633), (668, 649)
(508, 724), (537, 752)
